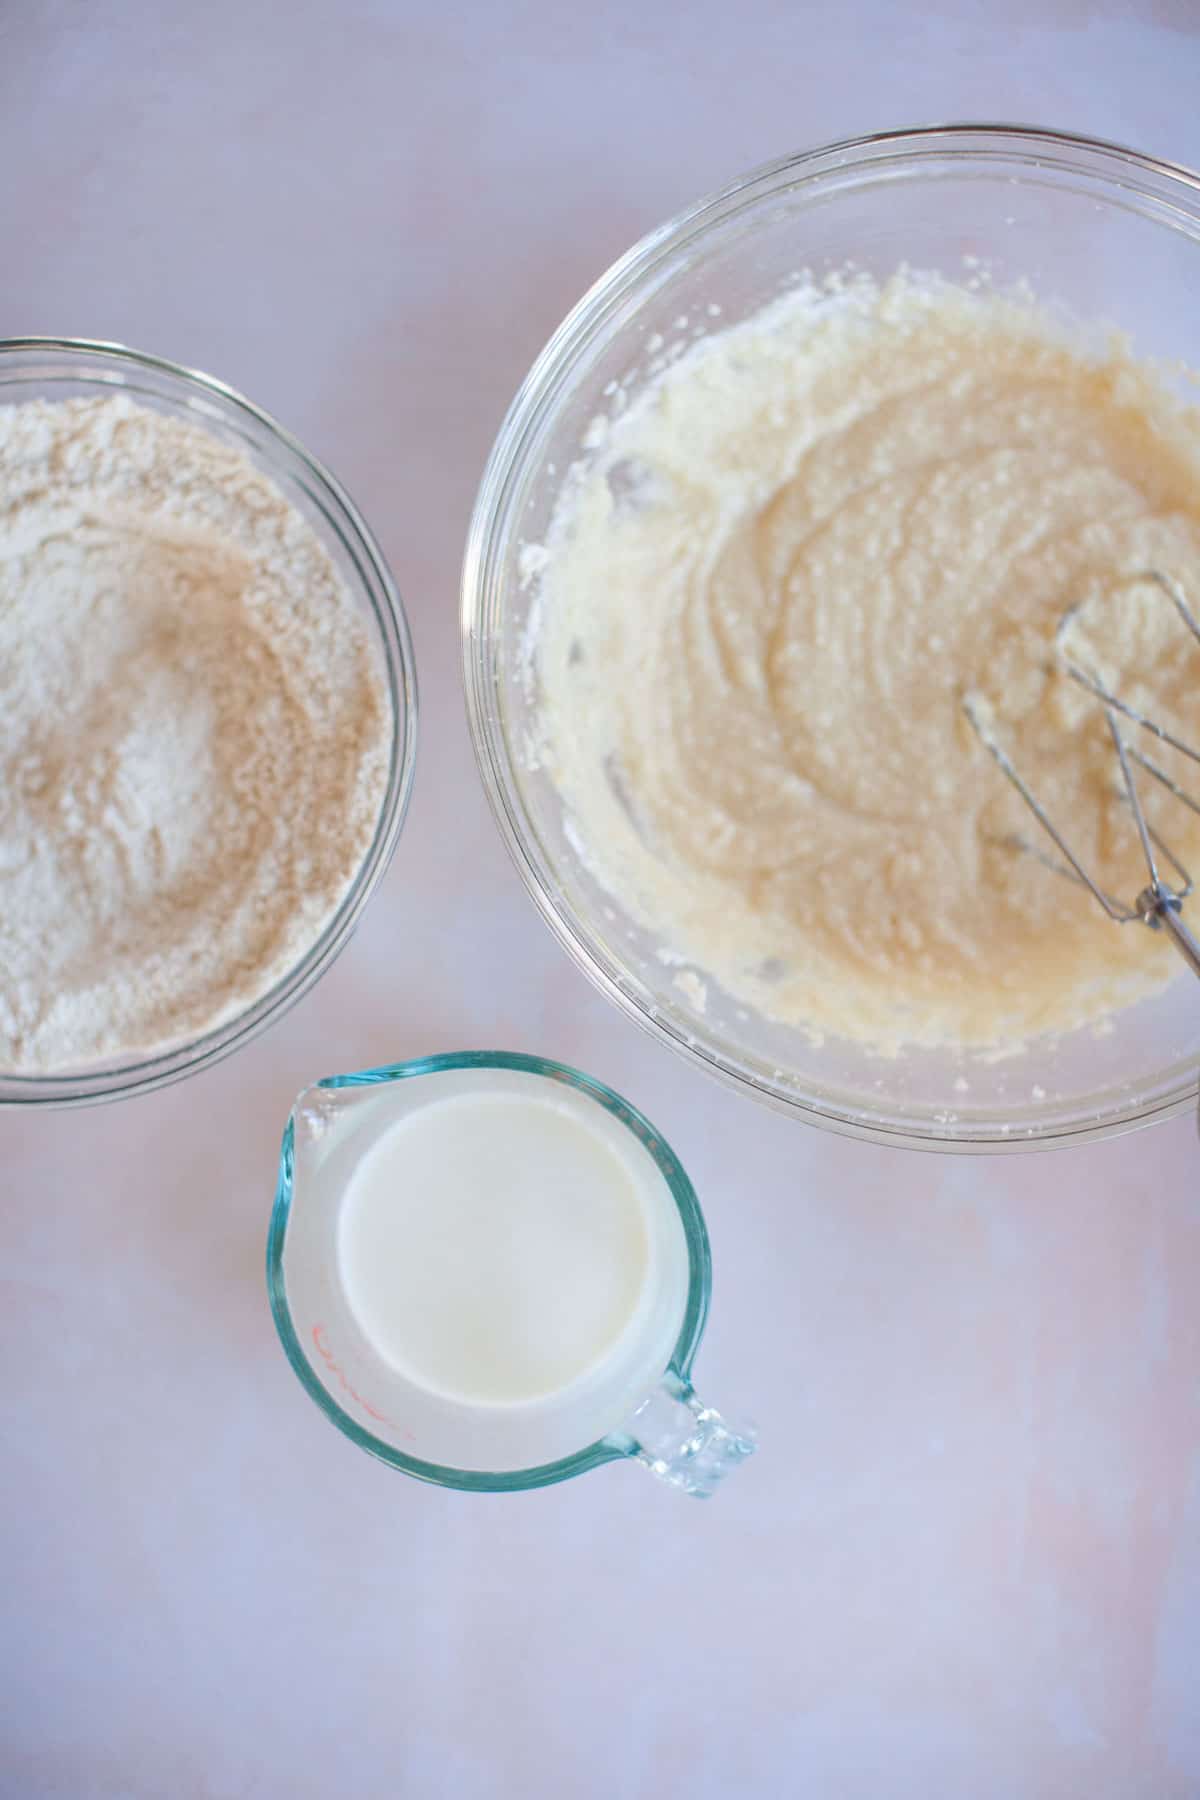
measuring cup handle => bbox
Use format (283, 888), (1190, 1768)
(614, 1369), (755, 1498)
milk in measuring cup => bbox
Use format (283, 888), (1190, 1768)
(292, 1065), (691, 1472)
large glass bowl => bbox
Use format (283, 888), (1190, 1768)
(0, 339), (418, 1107)
(462, 125), (1200, 1153)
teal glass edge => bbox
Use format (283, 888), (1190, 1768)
(266, 1049), (713, 1493)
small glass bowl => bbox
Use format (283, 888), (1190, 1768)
(0, 339), (417, 1107)
(462, 126), (1200, 1153)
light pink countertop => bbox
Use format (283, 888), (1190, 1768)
(4, 4), (1200, 1795)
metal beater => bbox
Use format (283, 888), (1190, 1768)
(962, 569), (1200, 979)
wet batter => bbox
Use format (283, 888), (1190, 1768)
(533, 276), (1200, 1049)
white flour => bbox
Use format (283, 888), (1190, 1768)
(0, 395), (391, 1073)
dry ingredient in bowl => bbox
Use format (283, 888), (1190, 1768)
(0, 395), (390, 1074)
(532, 274), (1200, 1051)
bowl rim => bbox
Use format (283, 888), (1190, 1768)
(0, 335), (419, 1108)
(461, 122), (1200, 1154)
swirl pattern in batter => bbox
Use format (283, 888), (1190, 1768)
(534, 277), (1200, 1049)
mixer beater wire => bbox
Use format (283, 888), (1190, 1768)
(962, 570), (1200, 980)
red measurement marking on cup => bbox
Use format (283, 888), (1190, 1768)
(311, 1324), (416, 1439)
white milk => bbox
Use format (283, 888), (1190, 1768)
(295, 1066), (692, 1472)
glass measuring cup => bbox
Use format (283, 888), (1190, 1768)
(267, 1051), (754, 1496)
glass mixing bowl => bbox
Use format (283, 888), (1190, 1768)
(462, 125), (1200, 1153)
(0, 339), (417, 1107)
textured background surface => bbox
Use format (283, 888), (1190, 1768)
(3, 3), (1200, 1795)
